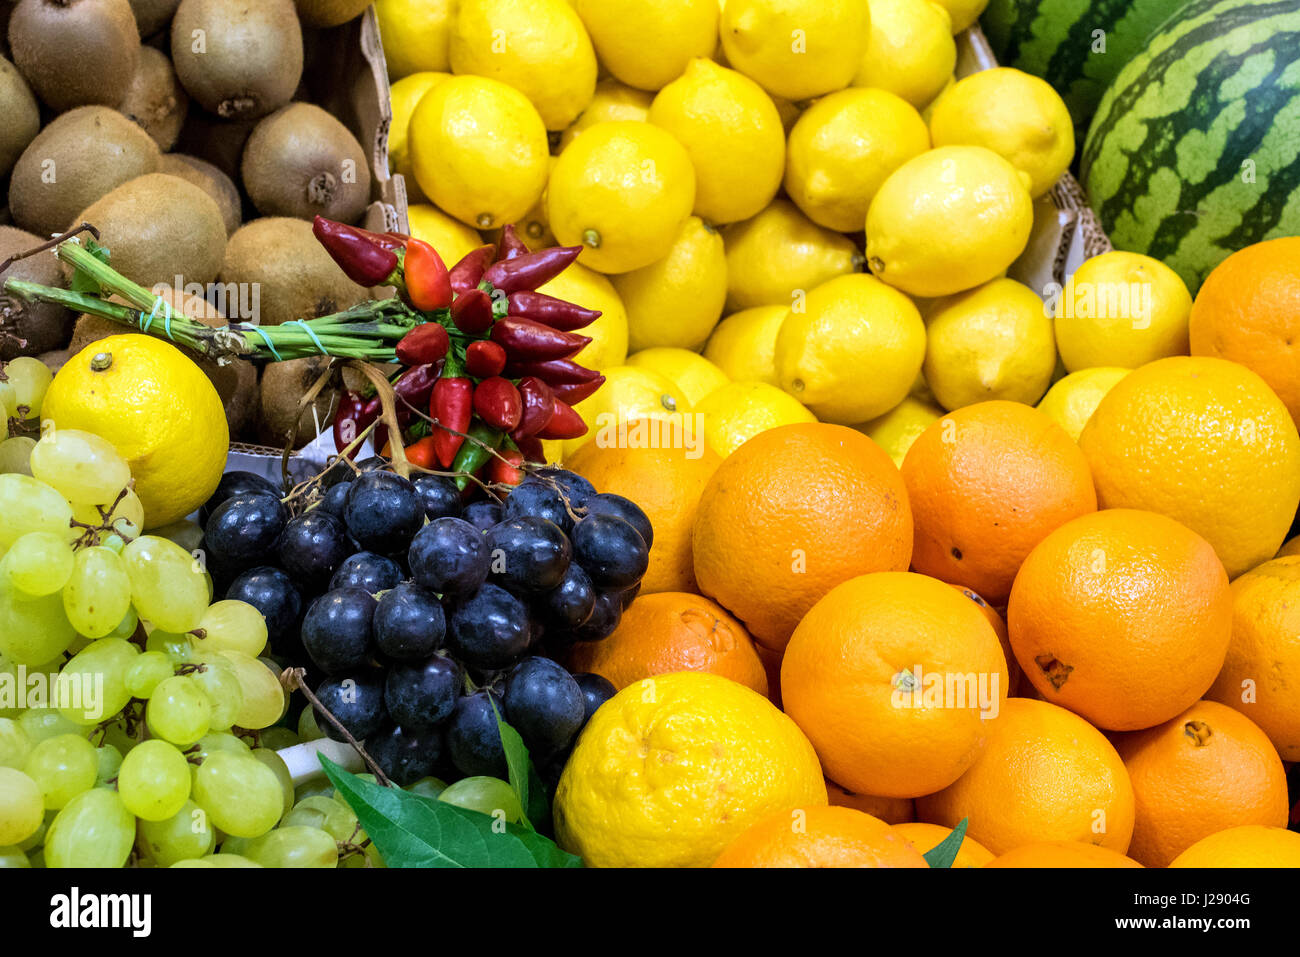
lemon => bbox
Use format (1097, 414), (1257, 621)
(648, 58), (785, 225)
(866, 145), (1034, 298)
(485, 156), (558, 253)
(931, 0), (987, 32)
(922, 277), (1056, 410)
(613, 217), (727, 352)
(858, 396), (944, 467)
(573, 0), (719, 92)
(703, 305), (787, 385)
(449, 0), (597, 131)
(42, 335), (228, 529)
(409, 76), (550, 230)
(1053, 250), (1193, 373)
(921, 74), (955, 124)
(388, 72), (450, 204)
(563, 365), (691, 458)
(375, 0), (455, 79)
(928, 67), (1074, 198)
(720, 0), (870, 101)
(559, 79), (653, 152)
(548, 121), (696, 274)
(722, 199), (862, 311)
(695, 380), (816, 458)
(1035, 367), (1130, 442)
(1278, 536), (1300, 559)
(628, 348), (731, 406)
(405, 204), (486, 267)
(853, 0), (956, 109)
(784, 87), (930, 232)
(555, 672), (827, 867)
(536, 261), (630, 374)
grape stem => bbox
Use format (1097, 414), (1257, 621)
(279, 667), (392, 787)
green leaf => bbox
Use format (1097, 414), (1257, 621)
(489, 696), (533, 832)
(69, 240), (112, 295)
(320, 755), (583, 868)
(923, 818), (969, 869)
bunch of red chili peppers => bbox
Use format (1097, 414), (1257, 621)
(313, 217), (606, 488)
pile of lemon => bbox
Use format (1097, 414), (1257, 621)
(376, 0), (1192, 464)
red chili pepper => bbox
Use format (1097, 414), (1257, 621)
(404, 435), (440, 470)
(392, 363), (440, 419)
(490, 317), (591, 361)
(313, 216), (400, 287)
(535, 398), (587, 440)
(403, 239), (453, 311)
(430, 377), (473, 468)
(504, 291), (601, 331)
(465, 340), (507, 378)
(449, 287), (494, 335)
(549, 375), (605, 405)
(449, 244), (497, 295)
(487, 448), (526, 486)
(395, 323), (450, 366)
(512, 433), (545, 464)
(373, 422), (388, 458)
(482, 245), (582, 294)
(332, 389), (366, 456)
(472, 377), (522, 432)
(497, 224), (530, 262)
(502, 357), (602, 385)
(513, 377), (555, 438)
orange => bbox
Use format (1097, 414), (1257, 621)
(1189, 237), (1300, 426)
(826, 779), (915, 825)
(1169, 825), (1300, 867)
(566, 435), (722, 594)
(949, 584), (1020, 697)
(782, 571), (1008, 798)
(901, 400), (1096, 605)
(567, 592), (768, 695)
(892, 822), (995, 868)
(1008, 509), (1233, 731)
(712, 806), (929, 868)
(1113, 700), (1288, 868)
(692, 423), (913, 651)
(985, 842), (1143, 868)
(916, 697), (1135, 856)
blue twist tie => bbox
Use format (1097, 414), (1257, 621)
(142, 295), (174, 338)
(243, 324), (282, 361)
(283, 319), (328, 355)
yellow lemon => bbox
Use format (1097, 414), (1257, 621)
(1035, 367), (1131, 442)
(929, 67), (1075, 198)
(484, 156), (558, 252)
(574, 0), (719, 92)
(720, 0), (870, 101)
(628, 348), (731, 406)
(921, 74), (955, 124)
(555, 672), (828, 867)
(703, 304), (787, 385)
(857, 395), (944, 468)
(375, 0), (455, 79)
(547, 121), (696, 274)
(695, 380), (816, 458)
(922, 277), (1057, 410)
(536, 261), (630, 374)
(613, 216), (727, 352)
(785, 87), (930, 232)
(866, 145), (1034, 298)
(409, 75), (550, 230)
(722, 199), (862, 311)
(775, 273), (926, 424)
(563, 365), (691, 458)
(449, 0), (597, 131)
(42, 335), (228, 529)
(388, 72), (450, 204)
(405, 204), (486, 267)
(1278, 536), (1300, 559)
(1169, 826), (1300, 868)
(559, 79), (652, 152)
(648, 58), (785, 225)
(853, 0), (956, 110)
(930, 0), (987, 32)
(1053, 250), (1193, 373)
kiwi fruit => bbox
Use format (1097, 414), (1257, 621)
(157, 153), (240, 234)
(37, 347), (73, 374)
(258, 354), (365, 450)
(8, 106), (161, 237)
(8, 0), (141, 111)
(0, 224), (74, 359)
(117, 46), (188, 150)
(128, 0), (178, 35)
(241, 103), (371, 224)
(173, 107), (256, 180)
(293, 0), (370, 28)
(171, 0), (303, 121)
(74, 172), (227, 287)
(0, 55), (38, 178)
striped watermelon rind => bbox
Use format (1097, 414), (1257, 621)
(1081, 0), (1300, 293)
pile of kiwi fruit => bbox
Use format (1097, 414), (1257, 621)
(1, 0), (378, 446)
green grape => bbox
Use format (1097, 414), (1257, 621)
(0, 380), (15, 419)
(17, 708), (84, 745)
(145, 629), (194, 664)
(0, 437), (36, 476)
(0, 767), (44, 845)
(406, 776), (448, 801)
(190, 752), (283, 838)
(243, 825), (339, 868)
(43, 787), (135, 868)
(194, 600), (268, 658)
(122, 536), (209, 633)
(137, 799), (215, 866)
(151, 519), (204, 554)
(2, 532), (74, 596)
(72, 489), (145, 543)
(107, 607), (139, 639)
(29, 429), (132, 507)
(23, 733), (97, 810)
(284, 795), (359, 843)
(253, 726), (298, 751)
(438, 776), (524, 823)
(64, 634), (91, 656)
(0, 580), (76, 664)
(0, 719), (31, 768)
(125, 651), (175, 699)
(297, 705), (325, 743)
(5, 357), (53, 420)
(0, 473), (75, 549)
(215, 650), (285, 730)
(169, 859), (213, 868)
(57, 637), (137, 725)
(218, 834), (251, 856)
(117, 740), (191, 821)
(191, 731), (249, 763)
(293, 780), (334, 804)
(200, 853), (262, 868)
(339, 841), (385, 869)
(250, 747), (294, 819)
(0, 845), (30, 868)
(16, 808), (53, 851)
(98, 717), (137, 759)
(188, 656), (242, 732)
(94, 744), (123, 787)
(145, 676), (210, 746)
(62, 546), (132, 638)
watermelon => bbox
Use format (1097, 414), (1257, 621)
(1081, 0), (1300, 293)
(981, 0), (1195, 139)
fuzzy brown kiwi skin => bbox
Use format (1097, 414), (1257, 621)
(0, 224), (75, 359)
(8, 0), (141, 111)
(170, 0), (303, 121)
(241, 102), (372, 224)
(258, 355), (366, 450)
(293, 0), (371, 28)
(0, 55), (40, 178)
(118, 45), (188, 150)
(128, 0), (179, 36)
(158, 153), (240, 234)
(173, 108), (256, 181)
